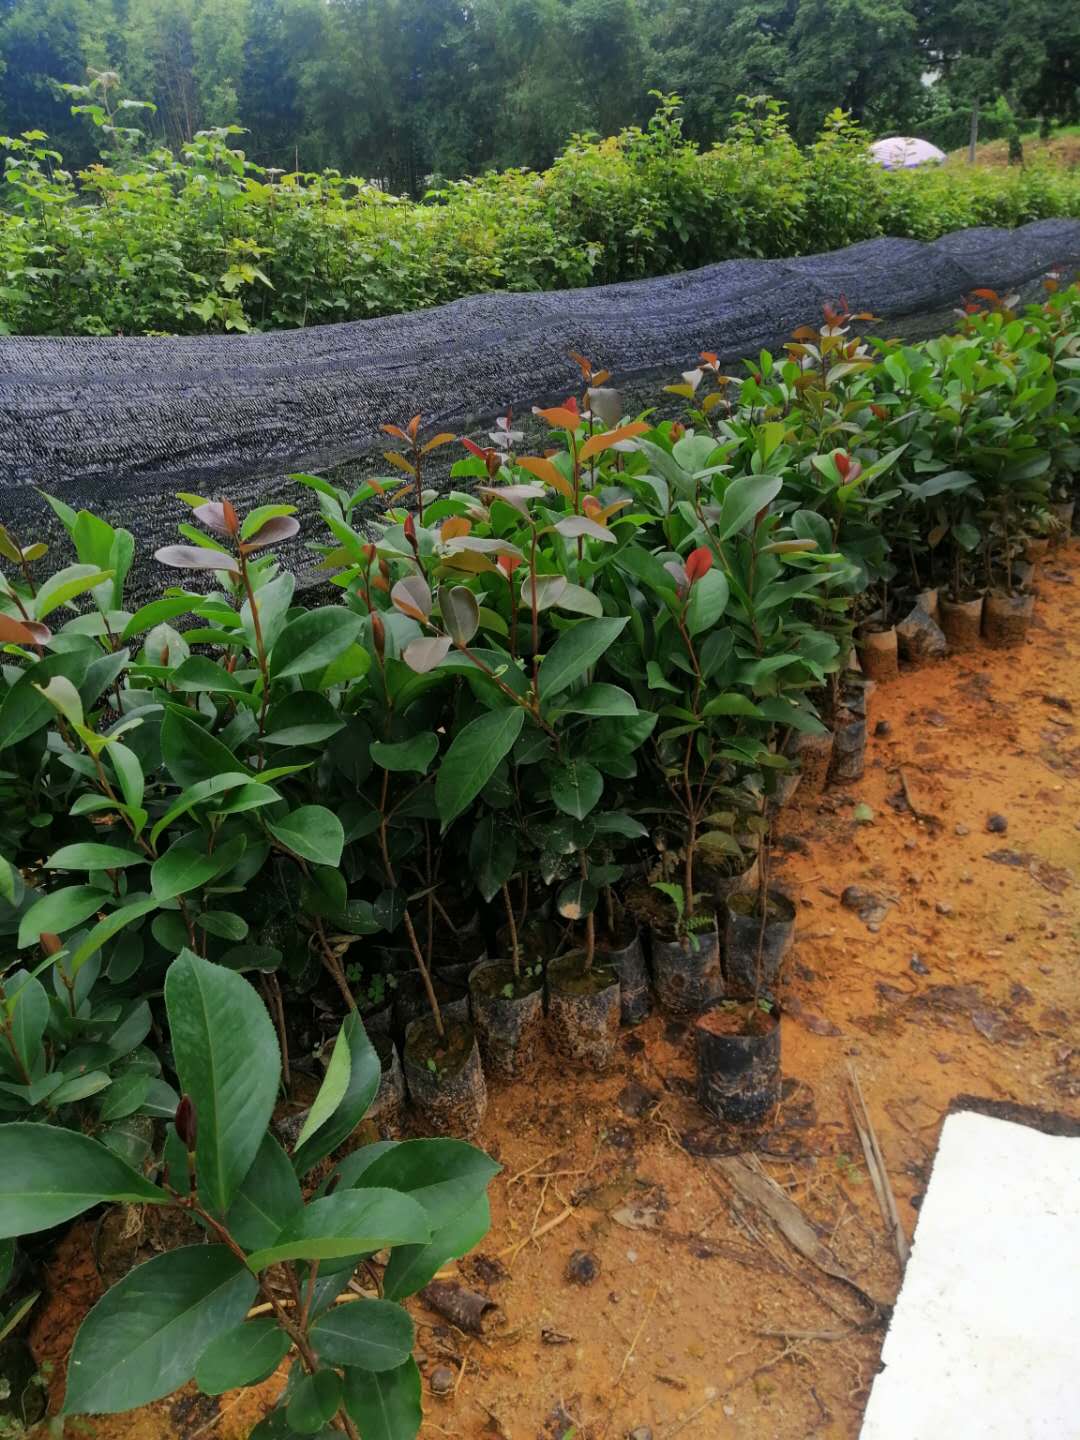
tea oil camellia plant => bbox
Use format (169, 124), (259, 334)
(0, 950), (498, 1437)
(0, 274), (1078, 1430)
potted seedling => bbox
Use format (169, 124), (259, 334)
(547, 838), (621, 1072)
(697, 836), (787, 1128)
(468, 820), (545, 1079)
(592, 852), (651, 1026)
(645, 880), (722, 1016)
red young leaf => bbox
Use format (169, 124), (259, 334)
(241, 516), (300, 551)
(685, 547), (713, 584)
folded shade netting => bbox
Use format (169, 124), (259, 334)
(871, 137), (947, 169)
(2, 218), (1079, 600)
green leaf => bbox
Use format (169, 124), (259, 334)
(685, 569), (729, 636)
(195, 1317), (291, 1395)
(161, 709), (248, 789)
(0, 1125), (164, 1238)
(18, 885), (104, 948)
(44, 843), (145, 872)
(225, 1135), (303, 1251)
(382, 1194), (490, 1301)
(311, 1300), (413, 1372)
(715, 475), (783, 540)
(0, 650), (93, 748)
(369, 733), (439, 774)
(551, 683), (636, 718)
(702, 693), (764, 718)
(63, 1245), (257, 1415)
(151, 833), (247, 902)
(51, 1071), (113, 1105)
(242, 571), (295, 655)
(266, 806), (344, 867)
(292, 1012), (381, 1176)
(343, 1358), (422, 1440)
(468, 815), (516, 904)
(150, 771), (258, 847)
(170, 657), (253, 697)
(269, 608), (363, 679)
(288, 1369), (343, 1435)
(537, 617), (627, 699)
(98, 1072), (151, 1123)
(164, 950), (280, 1216)
(34, 565), (113, 620)
(435, 708), (525, 828)
(337, 1139), (500, 1228)
(295, 1026), (352, 1152)
(121, 595), (196, 641)
(67, 897), (159, 976)
(109, 741), (145, 816)
(34, 674), (84, 728)
(244, 1189), (430, 1271)
(6, 972), (49, 1074)
(550, 759), (603, 820)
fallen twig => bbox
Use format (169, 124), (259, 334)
(847, 1062), (910, 1269)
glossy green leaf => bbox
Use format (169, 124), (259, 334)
(550, 759), (603, 820)
(164, 950), (280, 1216)
(64, 1245), (257, 1414)
(337, 1138), (500, 1227)
(0, 1125), (164, 1238)
(342, 1358), (422, 1440)
(294, 1026), (351, 1151)
(311, 1299), (413, 1372)
(685, 568), (729, 636)
(269, 608), (363, 679)
(17, 885), (104, 948)
(151, 833), (247, 902)
(536, 617), (627, 699)
(369, 733), (439, 774)
(292, 1012), (381, 1176)
(244, 1189), (430, 1271)
(287, 1369), (342, 1435)
(266, 806), (344, 867)
(44, 843), (145, 872)
(225, 1135), (303, 1251)
(435, 708), (525, 827)
(382, 1194), (491, 1301)
(195, 1317), (291, 1395)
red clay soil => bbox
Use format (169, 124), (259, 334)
(28, 542), (1080, 1440)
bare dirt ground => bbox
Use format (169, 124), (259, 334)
(29, 542), (1080, 1440)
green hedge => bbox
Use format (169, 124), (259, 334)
(3, 100), (1080, 337)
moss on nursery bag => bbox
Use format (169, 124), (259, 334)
(0, 276), (1077, 1435)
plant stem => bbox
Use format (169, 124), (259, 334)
(502, 882), (520, 979)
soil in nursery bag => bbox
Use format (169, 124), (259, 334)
(394, 971), (470, 1034)
(982, 591), (1035, 648)
(723, 889), (796, 996)
(403, 1016), (487, 1137)
(828, 702), (867, 784)
(940, 594), (984, 651)
(695, 846), (760, 904)
(368, 1031), (406, 1138)
(469, 958), (544, 1078)
(786, 728), (834, 799)
(1049, 499), (1075, 545)
(896, 602), (947, 663)
(595, 922), (650, 1025)
(634, 889), (723, 1017)
(546, 951), (621, 1071)
(695, 1001), (781, 1127)
(857, 626), (899, 682)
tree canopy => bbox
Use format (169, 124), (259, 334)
(1, 0), (1076, 186)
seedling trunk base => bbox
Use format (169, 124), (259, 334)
(394, 973), (470, 1036)
(982, 592), (1034, 648)
(695, 1003), (781, 1127)
(469, 959), (544, 1078)
(369, 1032), (406, 1139)
(940, 595), (984, 651)
(786, 730), (834, 800)
(546, 952), (620, 1071)
(722, 890), (796, 997)
(404, 1017), (487, 1137)
(596, 925), (650, 1025)
(650, 920), (723, 1017)
(857, 626), (899, 682)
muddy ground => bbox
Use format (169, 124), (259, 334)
(28, 542), (1080, 1440)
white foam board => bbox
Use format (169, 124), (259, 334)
(859, 1109), (1080, 1440)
